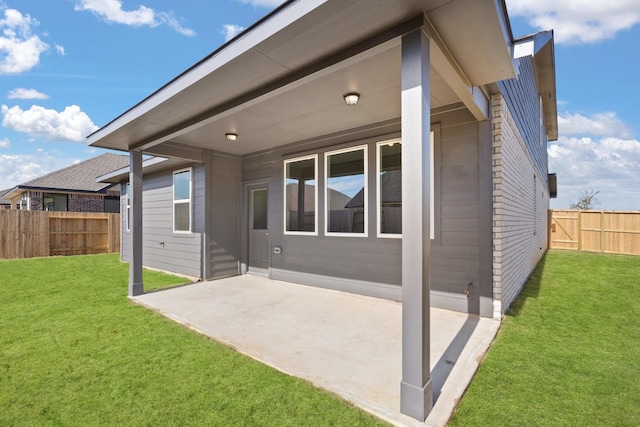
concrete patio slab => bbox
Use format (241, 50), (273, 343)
(132, 275), (499, 426)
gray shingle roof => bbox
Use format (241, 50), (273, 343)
(0, 188), (11, 205)
(19, 153), (130, 193)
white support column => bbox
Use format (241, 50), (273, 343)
(400, 28), (432, 421)
(128, 150), (144, 296)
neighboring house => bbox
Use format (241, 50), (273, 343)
(3, 153), (129, 212)
(90, 0), (557, 420)
(0, 189), (11, 209)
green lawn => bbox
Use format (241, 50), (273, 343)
(449, 250), (640, 426)
(0, 254), (386, 426)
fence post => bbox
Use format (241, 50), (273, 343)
(600, 211), (605, 253)
(577, 211), (582, 251)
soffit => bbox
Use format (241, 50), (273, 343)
(88, 0), (514, 155)
(170, 45), (458, 156)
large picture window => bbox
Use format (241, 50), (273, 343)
(377, 140), (402, 237)
(284, 155), (317, 234)
(325, 146), (367, 236)
(173, 168), (192, 232)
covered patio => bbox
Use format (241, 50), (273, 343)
(133, 276), (499, 426)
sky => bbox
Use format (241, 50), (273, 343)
(0, 0), (639, 210)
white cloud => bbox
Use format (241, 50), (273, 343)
(222, 24), (245, 42)
(239, 0), (285, 7)
(8, 88), (49, 100)
(0, 6), (49, 74)
(1, 104), (98, 142)
(55, 44), (65, 56)
(74, 0), (195, 36)
(549, 112), (640, 210)
(558, 112), (632, 139)
(0, 151), (82, 189)
(506, 0), (640, 44)
(0, 137), (10, 148)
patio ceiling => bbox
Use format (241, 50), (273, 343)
(88, 0), (515, 157)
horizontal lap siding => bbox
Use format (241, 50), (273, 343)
(241, 112), (482, 312)
(498, 57), (548, 184)
(121, 166), (204, 278)
(243, 133), (403, 295)
(209, 153), (241, 278)
(430, 109), (481, 312)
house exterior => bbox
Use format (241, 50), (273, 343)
(0, 189), (11, 209)
(90, 0), (557, 420)
(2, 153), (129, 212)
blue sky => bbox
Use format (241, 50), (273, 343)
(1, 0), (639, 210)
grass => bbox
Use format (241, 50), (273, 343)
(449, 250), (640, 426)
(0, 254), (387, 426)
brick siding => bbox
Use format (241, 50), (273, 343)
(492, 94), (549, 317)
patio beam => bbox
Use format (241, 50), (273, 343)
(422, 15), (489, 121)
(128, 150), (144, 296)
(400, 28), (432, 421)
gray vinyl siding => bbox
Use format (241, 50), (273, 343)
(207, 152), (242, 278)
(121, 165), (204, 279)
(497, 56), (549, 184)
(430, 108), (483, 313)
(241, 110), (485, 313)
(492, 91), (549, 316)
(243, 132), (403, 299)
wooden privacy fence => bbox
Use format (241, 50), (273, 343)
(549, 210), (640, 256)
(0, 211), (120, 259)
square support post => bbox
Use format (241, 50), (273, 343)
(128, 150), (144, 296)
(400, 28), (432, 421)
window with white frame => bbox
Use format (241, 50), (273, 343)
(284, 155), (317, 234)
(125, 183), (131, 231)
(377, 139), (402, 237)
(173, 168), (192, 232)
(325, 145), (367, 236)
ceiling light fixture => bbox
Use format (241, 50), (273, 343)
(225, 132), (238, 141)
(343, 92), (360, 106)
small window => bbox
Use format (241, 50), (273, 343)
(377, 140), (402, 237)
(284, 155), (317, 234)
(173, 168), (192, 232)
(325, 145), (367, 236)
(125, 183), (131, 231)
(43, 193), (68, 211)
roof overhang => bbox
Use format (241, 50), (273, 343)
(514, 30), (558, 141)
(88, 0), (517, 156)
(2, 185), (118, 201)
(96, 156), (196, 183)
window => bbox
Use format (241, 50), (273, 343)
(377, 140), (402, 237)
(104, 196), (119, 213)
(325, 146), (367, 236)
(252, 189), (268, 230)
(125, 183), (131, 231)
(173, 168), (192, 232)
(43, 193), (68, 211)
(284, 155), (317, 234)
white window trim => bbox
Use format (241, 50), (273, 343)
(324, 145), (368, 237)
(125, 182), (130, 232)
(430, 130), (435, 240)
(284, 154), (318, 236)
(376, 139), (402, 239)
(173, 167), (192, 234)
